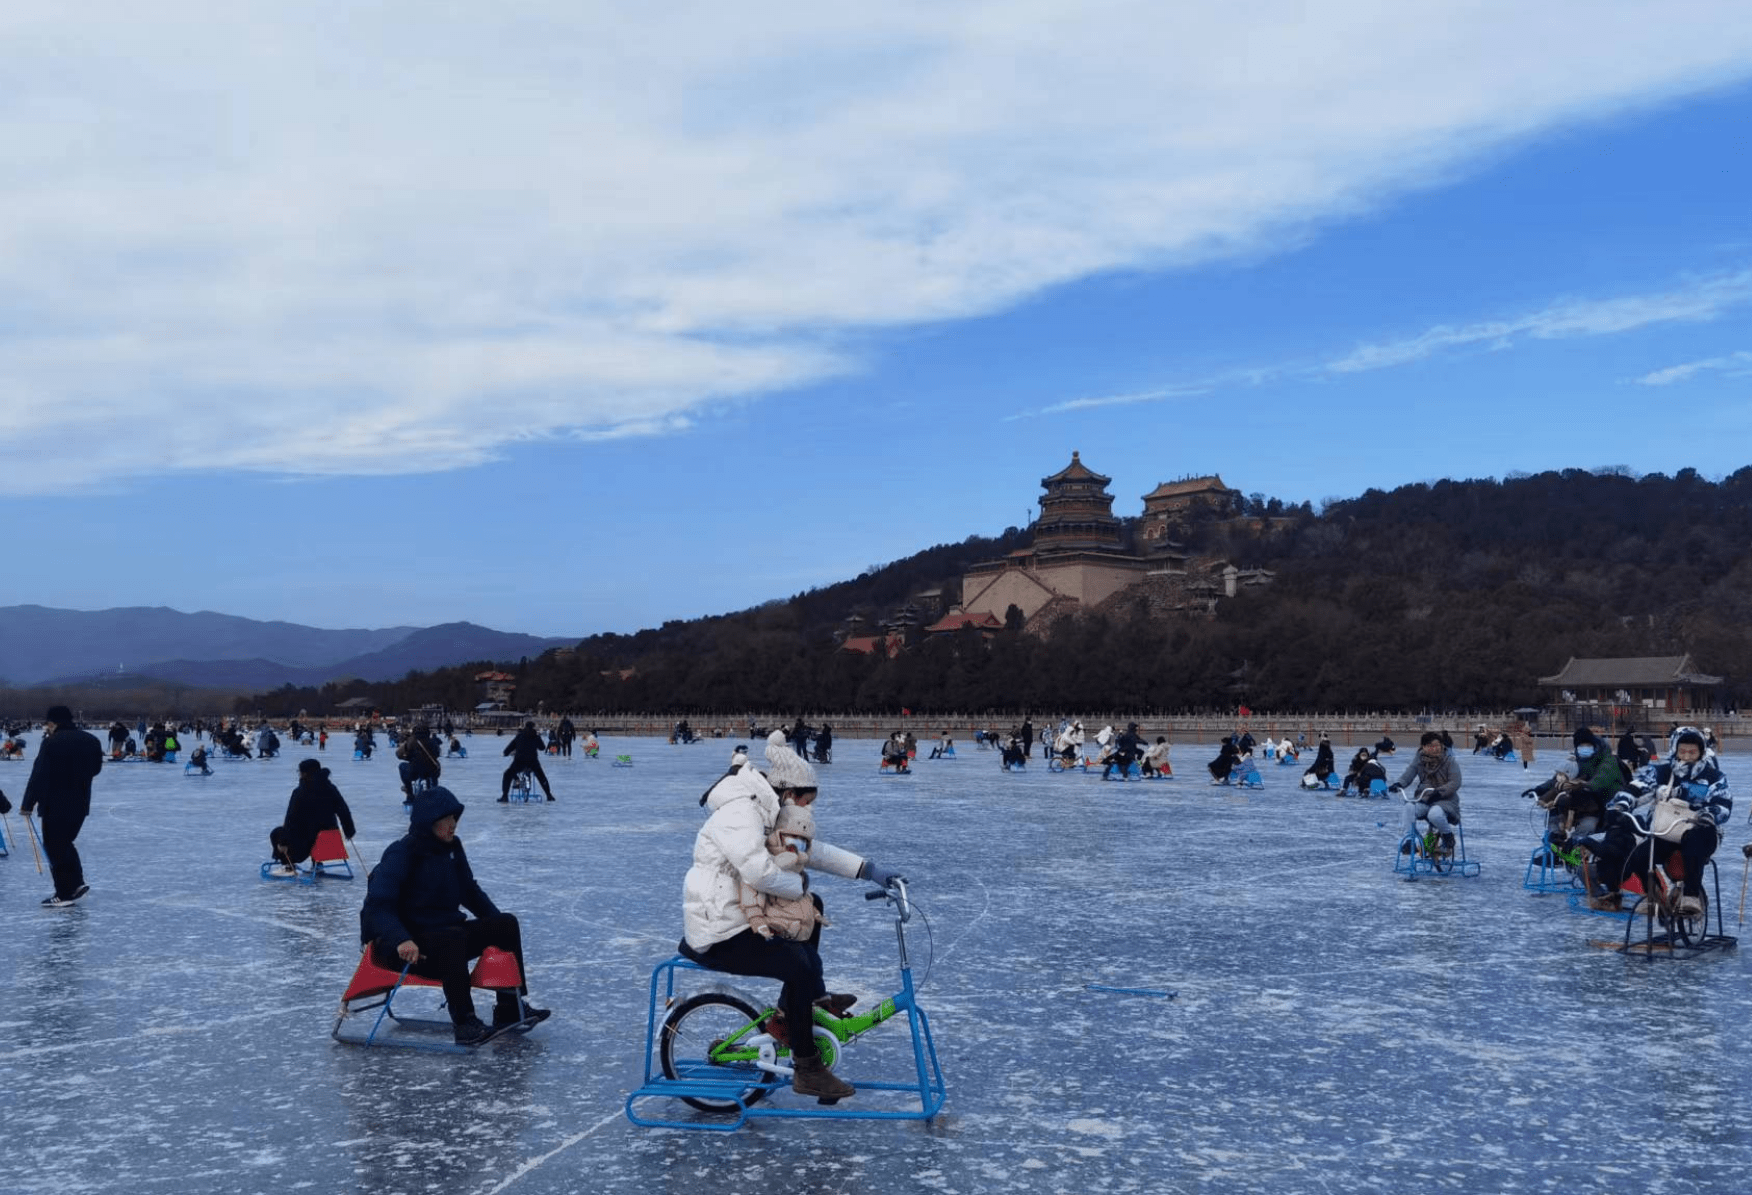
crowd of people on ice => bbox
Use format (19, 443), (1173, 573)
(2, 700), (1742, 1091)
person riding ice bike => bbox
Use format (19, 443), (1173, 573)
(679, 733), (904, 1103)
(1392, 732), (1463, 860)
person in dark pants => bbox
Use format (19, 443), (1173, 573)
(681, 734), (903, 1102)
(500, 721), (553, 801)
(1103, 722), (1144, 779)
(1581, 727), (1729, 914)
(360, 787), (550, 1045)
(397, 725), (443, 799)
(21, 705), (104, 907)
(270, 759), (359, 873)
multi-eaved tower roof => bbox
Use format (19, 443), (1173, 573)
(1033, 451), (1125, 554)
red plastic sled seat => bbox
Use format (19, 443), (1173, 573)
(334, 945), (525, 1050)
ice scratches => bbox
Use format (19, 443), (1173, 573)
(144, 895), (330, 938)
(474, 1110), (635, 1195)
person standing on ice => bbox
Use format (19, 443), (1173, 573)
(270, 759), (359, 875)
(499, 720), (554, 801)
(360, 786), (550, 1045)
(21, 705), (104, 907)
(1391, 732), (1463, 854)
(681, 732), (903, 1104)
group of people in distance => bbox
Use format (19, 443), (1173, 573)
(1532, 724), (1733, 916)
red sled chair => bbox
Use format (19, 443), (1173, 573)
(332, 944), (536, 1052)
(260, 828), (354, 884)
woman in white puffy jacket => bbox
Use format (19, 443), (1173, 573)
(680, 734), (902, 1102)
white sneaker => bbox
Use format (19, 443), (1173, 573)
(42, 884), (90, 908)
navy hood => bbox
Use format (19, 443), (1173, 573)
(408, 786), (465, 835)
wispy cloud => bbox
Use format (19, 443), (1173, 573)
(1016, 268), (1752, 418)
(4, 3), (1752, 491)
(1023, 383), (1213, 418)
(1633, 350), (1752, 385)
(1326, 271), (1752, 373)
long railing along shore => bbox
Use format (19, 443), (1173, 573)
(372, 709), (1744, 749)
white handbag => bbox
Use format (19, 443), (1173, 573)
(1648, 798), (1702, 843)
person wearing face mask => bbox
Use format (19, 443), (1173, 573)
(681, 733), (904, 1103)
(1580, 727), (1729, 914)
(1524, 728), (1624, 849)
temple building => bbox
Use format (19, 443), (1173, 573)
(1140, 475), (1240, 543)
(1538, 655), (1722, 716)
(958, 453), (1157, 626)
(954, 453), (1252, 630)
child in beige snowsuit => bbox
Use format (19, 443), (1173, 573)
(737, 800), (829, 941)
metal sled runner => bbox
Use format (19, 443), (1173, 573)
(332, 945), (537, 1052)
(260, 828), (354, 883)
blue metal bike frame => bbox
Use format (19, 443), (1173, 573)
(626, 911), (947, 1130)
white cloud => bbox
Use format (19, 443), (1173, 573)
(3, 1), (1752, 492)
(1633, 351), (1752, 385)
(1326, 271), (1752, 373)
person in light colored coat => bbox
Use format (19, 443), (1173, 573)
(681, 733), (902, 1102)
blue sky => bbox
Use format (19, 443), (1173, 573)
(5, 3), (1752, 637)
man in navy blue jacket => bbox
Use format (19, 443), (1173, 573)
(360, 787), (550, 1044)
(22, 705), (104, 908)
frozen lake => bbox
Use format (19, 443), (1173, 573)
(3, 732), (1750, 1194)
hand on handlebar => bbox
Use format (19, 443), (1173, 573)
(859, 860), (903, 888)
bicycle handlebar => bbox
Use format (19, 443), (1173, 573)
(863, 877), (912, 923)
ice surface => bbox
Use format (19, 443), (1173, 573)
(3, 734), (1751, 1193)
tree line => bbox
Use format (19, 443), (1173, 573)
(224, 465), (1752, 718)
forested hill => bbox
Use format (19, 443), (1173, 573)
(247, 466), (1752, 716)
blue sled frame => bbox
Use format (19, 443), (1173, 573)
(625, 956), (946, 1131)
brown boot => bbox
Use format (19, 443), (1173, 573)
(791, 1052), (854, 1103)
(815, 993), (857, 1017)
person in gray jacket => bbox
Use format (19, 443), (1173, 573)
(1392, 731), (1463, 854)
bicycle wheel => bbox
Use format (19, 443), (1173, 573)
(1432, 834), (1454, 875)
(659, 992), (775, 1113)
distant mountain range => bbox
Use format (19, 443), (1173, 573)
(0, 605), (576, 689)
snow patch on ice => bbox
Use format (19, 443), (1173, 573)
(1068, 1118), (1123, 1139)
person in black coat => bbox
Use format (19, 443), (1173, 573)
(21, 704), (104, 907)
(270, 759), (358, 871)
(500, 721), (554, 801)
(397, 726), (443, 799)
(1208, 738), (1240, 783)
(1104, 722), (1144, 779)
(360, 787), (550, 1044)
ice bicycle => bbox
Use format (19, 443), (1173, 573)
(1392, 787), (1480, 879)
(625, 878), (946, 1130)
(1612, 808), (1737, 960)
